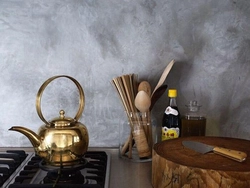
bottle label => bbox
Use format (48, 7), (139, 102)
(162, 127), (180, 140)
(165, 106), (178, 116)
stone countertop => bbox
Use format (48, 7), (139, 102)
(103, 148), (152, 188)
(0, 147), (153, 188)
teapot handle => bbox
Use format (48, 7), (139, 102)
(36, 75), (85, 125)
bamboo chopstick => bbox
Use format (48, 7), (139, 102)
(112, 74), (151, 158)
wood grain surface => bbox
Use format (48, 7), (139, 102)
(152, 136), (250, 188)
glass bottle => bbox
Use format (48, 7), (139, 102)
(162, 89), (181, 141)
(181, 100), (206, 137)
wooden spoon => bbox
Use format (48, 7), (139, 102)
(134, 90), (151, 113)
(137, 81), (153, 149)
(138, 81), (151, 95)
(151, 59), (175, 97)
(150, 84), (168, 111)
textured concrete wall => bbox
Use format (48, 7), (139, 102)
(0, 0), (250, 147)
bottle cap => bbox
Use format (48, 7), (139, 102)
(168, 89), (177, 97)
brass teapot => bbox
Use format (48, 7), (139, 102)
(9, 75), (89, 166)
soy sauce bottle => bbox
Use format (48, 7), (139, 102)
(162, 89), (181, 141)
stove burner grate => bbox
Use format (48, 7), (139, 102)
(8, 185), (103, 188)
(39, 159), (88, 185)
(0, 150), (28, 187)
(43, 170), (86, 185)
(39, 158), (88, 172)
(6, 151), (109, 188)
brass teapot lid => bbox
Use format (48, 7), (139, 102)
(36, 75), (85, 127)
(50, 110), (76, 127)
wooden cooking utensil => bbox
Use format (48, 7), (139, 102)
(137, 81), (153, 150)
(112, 74), (151, 158)
(134, 90), (151, 113)
(149, 84), (168, 111)
(138, 81), (151, 94)
(151, 59), (175, 97)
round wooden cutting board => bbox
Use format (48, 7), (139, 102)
(152, 136), (250, 188)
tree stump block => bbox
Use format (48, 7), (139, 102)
(152, 136), (250, 188)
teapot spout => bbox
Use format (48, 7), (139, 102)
(9, 126), (41, 147)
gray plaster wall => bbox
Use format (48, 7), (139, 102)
(0, 0), (250, 147)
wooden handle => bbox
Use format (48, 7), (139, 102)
(133, 124), (151, 158)
(213, 147), (247, 162)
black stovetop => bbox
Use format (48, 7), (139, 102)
(0, 150), (110, 188)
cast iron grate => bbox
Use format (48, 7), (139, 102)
(8, 151), (108, 188)
(0, 150), (28, 187)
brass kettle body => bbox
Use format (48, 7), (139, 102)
(9, 75), (89, 166)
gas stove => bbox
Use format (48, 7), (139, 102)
(0, 150), (110, 188)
